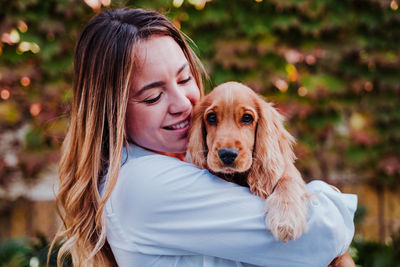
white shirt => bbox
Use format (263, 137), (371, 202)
(101, 144), (357, 267)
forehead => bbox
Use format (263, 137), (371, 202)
(133, 35), (187, 76)
(130, 35), (189, 94)
(205, 83), (257, 110)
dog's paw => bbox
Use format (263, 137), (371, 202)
(265, 193), (308, 242)
(273, 222), (302, 243)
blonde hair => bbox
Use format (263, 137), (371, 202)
(51, 9), (204, 266)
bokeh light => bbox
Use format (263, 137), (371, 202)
(391, 0), (398, 10)
(173, 0), (184, 8)
(188, 0), (206, 10)
(1, 29), (20, 45)
(286, 64), (299, 82)
(17, 21), (28, 33)
(30, 103), (42, 116)
(102, 0), (111, 6)
(1, 89), (10, 100)
(305, 55), (316, 65)
(350, 113), (366, 130)
(274, 79), (288, 92)
(20, 76), (31, 87)
(84, 0), (111, 9)
(17, 41), (40, 54)
(364, 81), (373, 92)
(298, 86), (308, 97)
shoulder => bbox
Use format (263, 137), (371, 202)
(112, 144), (230, 208)
(106, 145), (247, 239)
(119, 145), (216, 190)
(109, 144), (256, 217)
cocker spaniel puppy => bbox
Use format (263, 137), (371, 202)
(187, 81), (355, 266)
(187, 81), (308, 242)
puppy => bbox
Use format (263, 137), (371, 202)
(187, 81), (355, 267)
(187, 81), (308, 242)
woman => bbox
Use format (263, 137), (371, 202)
(53, 8), (357, 267)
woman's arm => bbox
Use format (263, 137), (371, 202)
(108, 149), (357, 267)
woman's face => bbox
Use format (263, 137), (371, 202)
(126, 35), (200, 153)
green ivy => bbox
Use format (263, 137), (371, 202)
(0, 0), (399, 245)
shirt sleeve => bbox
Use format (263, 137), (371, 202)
(109, 153), (357, 267)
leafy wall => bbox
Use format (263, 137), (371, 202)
(0, 0), (399, 242)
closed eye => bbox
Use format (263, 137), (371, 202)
(178, 76), (191, 84)
(142, 92), (162, 104)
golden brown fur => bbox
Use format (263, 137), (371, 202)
(187, 81), (355, 267)
(187, 81), (308, 242)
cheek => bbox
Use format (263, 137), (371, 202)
(188, 84), (201, 105)
(126, 104), (158, 137)
(125, 105), (140, 137)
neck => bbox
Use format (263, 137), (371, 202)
(159, 152), (186, 161)
(132, 142), (186, 161)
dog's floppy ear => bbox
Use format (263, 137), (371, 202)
(247, 96), (296, 199)
(186, 102), (208, 168)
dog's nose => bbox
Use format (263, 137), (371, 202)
(218, 148), (239, 165)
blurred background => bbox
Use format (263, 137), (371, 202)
(0, 0), (399, 266)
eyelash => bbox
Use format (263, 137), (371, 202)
(143, 93), (162, 104)
(178, 76), (191, 84)
(141, 77), (191, 104)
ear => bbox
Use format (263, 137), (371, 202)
(186, 102), (208, 168)
(247, 96), (296, 199)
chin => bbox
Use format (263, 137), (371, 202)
(170, 140), (188, 154)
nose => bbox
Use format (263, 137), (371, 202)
(218, 148), (239, 165)
(169, 87), (192, 115)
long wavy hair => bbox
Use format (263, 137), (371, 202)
(51, 9), (204, 266)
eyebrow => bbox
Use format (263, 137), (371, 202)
(134, 63), (189, 97)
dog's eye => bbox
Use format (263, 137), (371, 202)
(206, 113), (217, 125)
(241, 114), (253, 124)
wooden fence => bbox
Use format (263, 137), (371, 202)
(0, 200), (60, 241)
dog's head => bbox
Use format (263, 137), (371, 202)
(187, 81), (296, 197)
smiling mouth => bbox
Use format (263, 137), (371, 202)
(164, 118), (190, 130)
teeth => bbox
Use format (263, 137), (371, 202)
(170, 119), (189, 129)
